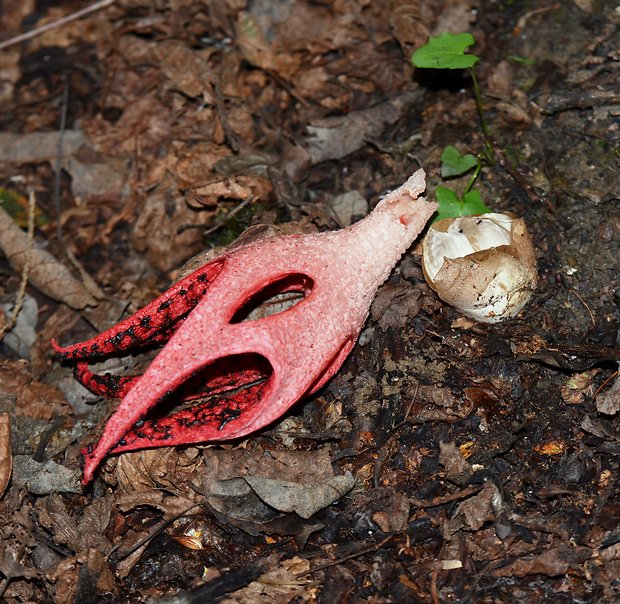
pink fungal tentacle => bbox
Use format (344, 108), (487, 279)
(51, 259), (225, 361)
(57, 170), (435, 484)
(73, 360), (267, 401)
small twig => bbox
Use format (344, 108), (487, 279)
(430, 569), (440, 604)
(294, 535), (394, 578)
(513, 3), (561, 35)
(592, 369), (619, 401)
(215, 60), (239, 153)
(568, 288), (596, 327)
(409, 483), (484, 509)
(109, 499), (206, 561)
(33, 415), (66, 462)
(506, 512), (569, 541)
(0, 0), (115, 51)
(0, 191), (36, 339)
(469, 68), (494, 164)
(50, 80), (104, 301)
(178, 197), (252, 236)
(54, 78), (69, 243)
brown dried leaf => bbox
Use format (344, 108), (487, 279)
(18, 381), (72, 421)
(205, 448), (337, 483)
(596, 365), (620, 416)
(431, 0), (478, 35)
(202, 448), (355, 521)
(156, 40), (216, 102)
(34, 494), (81, 551)
(455, 481), (500, 531)
(439, 441), (473, 483)
(236, 12), (301, 78)
(390, 0), (429, 56)
(81, 95), (171, 158)
(0, 206), (96, 309)
(492, 546), (591, 578)
(116, 490), (198, 518)
(305, 92), (419, 164)
(244, 473), (355, 519)
(48, 556), (80, 603)
(533, 440), (566, 456)
(115, 447), (202, 494)
(0, 360), (71, 420)
(222, 556), (312, 604)
(0, 0), (36, 31)
(372, 492), (411, 533)
(84, 548), (118, 597)
(370, 281), (423, 330)
(131, 183), (216, 271)
(191, 174), (273, 205)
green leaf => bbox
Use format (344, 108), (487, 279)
(412, 32), (479, 70)
(0, 188), (48, 228)
(434, 186), (463, 221)
(461, 189), (492, 215)
(434, 186), (491, 221)
(440, 145), (478, 178)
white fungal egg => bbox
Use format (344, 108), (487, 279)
(422, 213), (537, 323)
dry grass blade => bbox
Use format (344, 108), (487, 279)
(0, 0), (115, 51)
(0, 413), (11, 499)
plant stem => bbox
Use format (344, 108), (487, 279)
(469, 68), (494, 164)
(465, 159), (482, 194)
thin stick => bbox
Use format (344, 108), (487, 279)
(409, 483), (484, 509)
(54, 77), (69, 243)
(109, 499), (206, 560)
(0, 0), (115, 52)
(568, 287), (595, 327)
(294, 535), (394, 578)
(592, 369), (619, 401)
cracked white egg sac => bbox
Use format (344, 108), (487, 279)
(422, 213), (537, 323)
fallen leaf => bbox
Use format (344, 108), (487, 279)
(372, 492), (410, 533)
(596, 365), (620, 416)
(439, 441), (473, 484)
(11, 456), (81, 495)
(244, 473), (355, 520)
(305, 92), (420, 164)
(0, 206), (97, 309)
(492, 546), (591, 578)
(201, 448), (354, 522)
(221, 556), (312, 604)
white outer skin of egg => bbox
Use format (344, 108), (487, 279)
(422, 213), (537, 323)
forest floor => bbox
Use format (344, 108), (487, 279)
(0, 1), (619, 602)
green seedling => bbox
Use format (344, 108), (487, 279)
(434, 187), (489, 221)
(440, 144), (477, 178)
(411, 32), (480, 69)
(412, 32), (494, 220)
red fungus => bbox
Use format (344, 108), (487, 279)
(53, 169), (436, 484)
